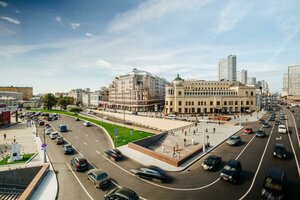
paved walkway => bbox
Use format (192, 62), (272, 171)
(119, 122), (243, 171)
(95, 110), (193, 131)
(0, 120), (57, 200)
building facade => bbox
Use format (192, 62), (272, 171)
(288, 65), (300, 96)
(165, 75), (257, 115)
(218, 55), (237, 81)
(237, 69), (247, 85)
(68, 88), (90, 104)
(109, 68), (169, 111)
(282, 73), (289, 97)
(0, 86), (32, 100)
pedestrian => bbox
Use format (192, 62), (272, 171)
(13, 136), (16, 143)
(193, 130), (196, 135)
(205, 128), (208, 133)
(162, 144), (165, 153)
(178, 151), (181, 159)
(173, 146), (176, 158)
(184, 131), (187, 136)
(184, 138), (186, 146)
(213, 128), (216, 133)
(3, 133), (6, 140)
(192, 138), (195, 145)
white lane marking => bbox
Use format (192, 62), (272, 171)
(239, 125), (275, 200)
(285, 118), (300, 177)
(96, 150), (101, 155)
(286, 107), (300, 148)
(95, 139), (99, 143)
(84, 142), (87, 145)
(102, 154), (220, 191)
(235, 125), (263, 160)
(66, 163), (94, 200)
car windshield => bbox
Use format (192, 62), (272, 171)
(204, 157), (216, 165)
(97, 173), (108, 180)
(264, 178), (283, 191)
(224, 165), (236, 171)
(66, 146), (72, 149)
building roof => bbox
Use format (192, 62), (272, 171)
(0, 96), (16, 100)
(174, 74), (183, 81)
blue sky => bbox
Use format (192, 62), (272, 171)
(0, 0), (300, 94)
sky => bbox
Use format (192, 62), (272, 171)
(0, 0), (300, 94)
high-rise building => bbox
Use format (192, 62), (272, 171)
(237, 69), (247, 85)
(218, 55), (237, 81)
(288, 65), (300, 96)
(282, 73), (288, 96)
(109, 68), (169, 111)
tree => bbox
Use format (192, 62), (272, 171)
(41, 93), (57, 110)
(57, 96), (74, 110)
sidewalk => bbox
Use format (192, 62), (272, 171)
(119, 122), (243, 171)
(0, 120), (58, 200)
(230, 110), (266, 123)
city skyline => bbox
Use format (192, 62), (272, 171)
(1, 0), (300, 94)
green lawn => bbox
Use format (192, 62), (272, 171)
(0, 153), (35, 165)
(31, 109), (154, 147)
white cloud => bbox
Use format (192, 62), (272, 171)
(0, 1), (8, 7)
(55, 16), (62, 22)
(107, 0), (213, 32)
(216, 1), (254, 33)
(0, 16), (20, 24)
(85, 33), (94, 37)
(15, 10), (20, 14)
(70, 22), (80, 29)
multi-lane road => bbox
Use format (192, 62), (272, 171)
(38, 106), (300, 200)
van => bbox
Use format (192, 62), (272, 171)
(261, 167), (285, 199)
(59, 124), (68, 132)
(278, 125), (287, 134)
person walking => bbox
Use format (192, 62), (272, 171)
(213, 128), (216, 133)
(173, 146), (176, 158)
(162, 144), (165, 153)
(3, 133), (6, 140)
(184, 138), (186, 146)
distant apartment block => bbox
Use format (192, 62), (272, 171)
(288, 65), (300, 96)
(237, 69), (247, 85)
(68, 88), (90, 104)
(282, 73), (288, 97)
(218, 55), (237, 81)
(0, 86), (33, 100)
(109, 68), (169, 111)
(165, 74), (257, 115)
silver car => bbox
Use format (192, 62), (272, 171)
(226, 135), (241, 146)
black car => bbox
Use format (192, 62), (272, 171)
(220, 160), (242, 183)
(261, 167), (286, 200)
(105, 187), (139, 200)
(201, 155), (222, 171)
(275, 120), (281, 126)
(256, 130), (266, 138)
(130, 166), (169, 182)
(62, 144), (75, 155)
(273, 143), (287, 159)
(71, 156), (89, 171)
(104, 148), (123, 161)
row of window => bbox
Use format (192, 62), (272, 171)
(166, 107), (243, 114)
(167, 90), (254, 96)
(167, 100), (254, 106)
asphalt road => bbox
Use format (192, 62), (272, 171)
(39, 108), (300, 200)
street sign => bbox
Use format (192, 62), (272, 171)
(41, 143), (47, 148)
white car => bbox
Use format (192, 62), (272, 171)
(45, 128), (53, 135)
(278, 125), (287, 134)
(83, 121), (91, 127)
(49, 132), (58, 139)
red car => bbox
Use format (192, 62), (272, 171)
(244, 128), (253, 134)
(39, 121), (45, 126)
